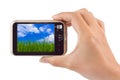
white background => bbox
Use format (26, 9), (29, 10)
(0, 0), (120, 80)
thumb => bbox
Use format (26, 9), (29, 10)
(40, 55), (70, 68)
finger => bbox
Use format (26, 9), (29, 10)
(52, 12), (88, 34)
(53, 12), (72, 27)
(40, 55), (70, 68)
(65, 22), (71, 27)
(97, 19), (105, 31)
(78, 8), (98, 27)
(52, 12), (72, 23)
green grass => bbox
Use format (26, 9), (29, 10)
(17, 41), (54, 52)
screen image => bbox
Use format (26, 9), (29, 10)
(17, 23), (55, 52)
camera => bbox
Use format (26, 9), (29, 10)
(12, 20), (67, 55)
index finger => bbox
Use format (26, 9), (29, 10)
(52, 12), (89, 35)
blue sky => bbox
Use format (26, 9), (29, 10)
(17, 23), (54, 43)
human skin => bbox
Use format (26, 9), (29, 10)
(40, 8), (120, 80)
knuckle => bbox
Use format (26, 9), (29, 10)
(81, 8), (88, 12)
(101, 21), (104, 25)
(77, 8), (88, 13)
(99, 19), (104, 25)
(74, 8), (90, 17)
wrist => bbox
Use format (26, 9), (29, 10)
(110, 65), (120, 80)
(77, 63), (120, 80)
(92, 64), (120, 80)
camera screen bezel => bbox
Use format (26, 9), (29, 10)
(13, 21), (65, 55)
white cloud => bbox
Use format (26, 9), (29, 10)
(45, 33), (54, 42)
(39, 24), (52, 34)
(39, 27), (45, 32)
(37, 33), (54, 43)
(17, 24), (39, 37)
(27, 25), (39, 33)
(18, 32), (26, 37)
(46, 28), (51, 34)
(38, 39), (44, 42)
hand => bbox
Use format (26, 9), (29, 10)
(40, 8), (120, 80)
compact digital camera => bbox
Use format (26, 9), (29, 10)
(12, 20), (67, 55)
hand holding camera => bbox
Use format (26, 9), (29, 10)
(12, 8), (120, 80)
(40, 9), (120, 80)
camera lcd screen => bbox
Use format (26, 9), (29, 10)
(13, 22), (65, 55)
(17, 23), (55, 52)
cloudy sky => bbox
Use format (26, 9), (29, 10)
(17, 23), (54, 43)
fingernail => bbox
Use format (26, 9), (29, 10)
(40, 58), (48, 63)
